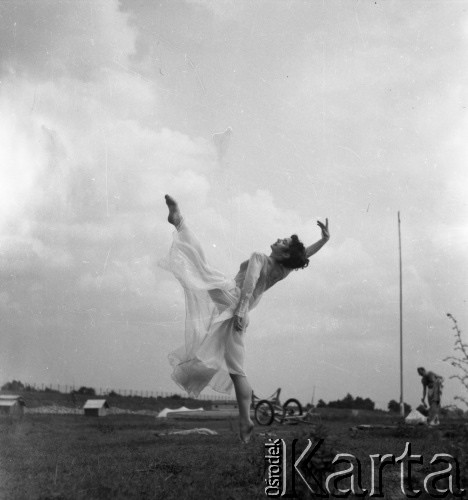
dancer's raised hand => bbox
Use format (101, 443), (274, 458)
(234, 314), (244, 332)
(317, 218), (329, 241)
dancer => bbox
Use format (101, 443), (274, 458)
(160, 195), (329, 442)
(417, 367), (444, 426)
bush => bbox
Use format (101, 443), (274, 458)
(44, 387), (60, 394)
(75, 386), (96, 396)
(1, 380), (25, 392)
(325, 393), (376, 411)
(388, 399), (412, 414)
(444, 313), (468, 408)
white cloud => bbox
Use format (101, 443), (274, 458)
(0, 0), (225, 393)
(185, 0), (239, 20)
(0, 0), (136, 79)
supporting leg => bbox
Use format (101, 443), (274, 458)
(230, 373), (254, 443)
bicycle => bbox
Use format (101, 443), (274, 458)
(252, 387), (303, 426)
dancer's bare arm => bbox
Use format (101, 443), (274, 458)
(305, 219), (330, 258)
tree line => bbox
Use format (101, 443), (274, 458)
(316, 393), (412, 413)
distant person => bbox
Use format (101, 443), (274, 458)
(417, 367), (444, 426)
(160, 195), (330, 443)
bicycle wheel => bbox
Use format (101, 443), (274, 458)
(283, 398), (303, 417)
(254, 400), (275, 426)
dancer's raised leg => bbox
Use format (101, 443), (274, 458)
(165, 194), (183, 229)
(230, 374), (254, 443)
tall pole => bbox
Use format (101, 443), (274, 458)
(398, 212), (404, 416)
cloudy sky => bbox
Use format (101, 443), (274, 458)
(0, 0), (467, 410)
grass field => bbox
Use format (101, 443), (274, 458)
(1, 393), (467, 499)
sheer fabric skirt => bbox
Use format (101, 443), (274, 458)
(159, 223), (246, 397)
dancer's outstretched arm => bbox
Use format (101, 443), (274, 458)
(305, 219), (330, 258)
(233, 253), (263, 332)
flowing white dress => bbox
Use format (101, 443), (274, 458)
(159, 221), (291, 397)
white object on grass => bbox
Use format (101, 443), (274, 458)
(167, 428), (218, 435)
(404, 409), (427, 424)
(156, 406), (204, 418)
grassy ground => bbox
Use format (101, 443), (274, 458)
(0, 414), (262, 499)
(1, 411), (466, 500)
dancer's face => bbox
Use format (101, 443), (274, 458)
(270, 237), (292, 260)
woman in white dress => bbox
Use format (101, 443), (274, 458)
(160, 195), (330, 442)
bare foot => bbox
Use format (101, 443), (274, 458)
(165, 194), (183, 227)
(239, 420), (254, 444)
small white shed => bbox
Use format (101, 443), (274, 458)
(83, 399), (109, 417)
(0, 395), (25, 416)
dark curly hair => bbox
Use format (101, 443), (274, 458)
(281, 234), (309, 270)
